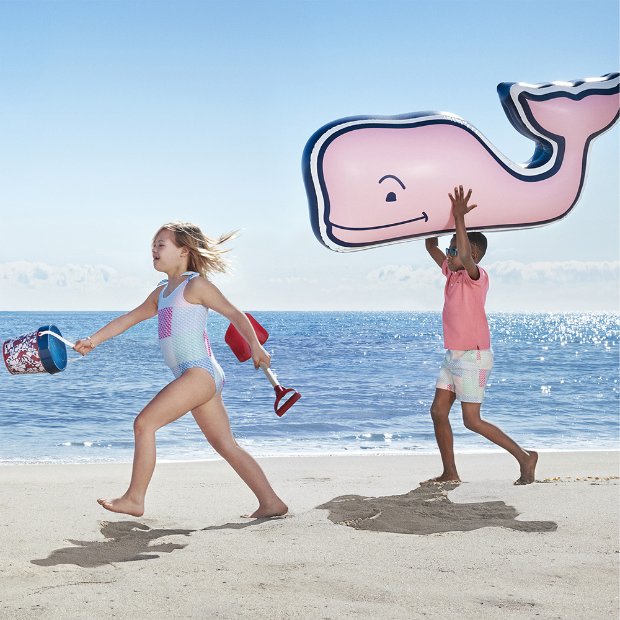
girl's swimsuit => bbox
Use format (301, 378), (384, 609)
(157, 272), (225, 393)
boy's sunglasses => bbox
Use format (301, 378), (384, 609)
(446, 247), (458, 257)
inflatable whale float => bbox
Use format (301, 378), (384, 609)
(302, 73), (619, 251)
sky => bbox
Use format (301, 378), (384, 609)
(0, 0), (618, 312)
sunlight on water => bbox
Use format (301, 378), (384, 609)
(0, 311), (618, 463)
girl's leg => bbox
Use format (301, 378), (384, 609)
(424, 388), (460, 483)
(461, 402), (538, 485)
(98, 369), (216, 516)
(191, 395), (288, 518)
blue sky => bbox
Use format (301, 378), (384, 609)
(0, 0), (618, 312)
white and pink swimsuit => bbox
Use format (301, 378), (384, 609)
(157, 272), (225, 393)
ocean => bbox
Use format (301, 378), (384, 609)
(0, 311), (618, 464)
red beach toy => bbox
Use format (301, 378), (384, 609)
(224, 313), (301, 417)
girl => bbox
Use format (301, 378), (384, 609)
(75, 222), (288, 518)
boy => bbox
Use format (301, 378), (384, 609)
(424, 186), (537, 485)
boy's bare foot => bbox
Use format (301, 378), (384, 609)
(514, 451), (538, 485)
(421, 473), (461, 485)
(242, 499), (288, 519)
(97, 496), (144, 517)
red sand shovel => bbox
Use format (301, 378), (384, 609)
(224, 313), (301, 417)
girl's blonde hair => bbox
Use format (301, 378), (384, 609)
(155, 221), (238, 277)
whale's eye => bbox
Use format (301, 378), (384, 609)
(386, 192), (397, 202)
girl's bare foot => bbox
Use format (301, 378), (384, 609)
(421, 473), (461, 485)
(514, 451), (538, 485)
(97, 495), (144, 517)
(242, 499), (288, 519)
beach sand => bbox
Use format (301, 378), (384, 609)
(1, 451), (618, 619)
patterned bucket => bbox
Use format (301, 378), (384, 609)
(2, 325), (70, 375)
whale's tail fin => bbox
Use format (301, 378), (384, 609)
(498, 73), (619, 168)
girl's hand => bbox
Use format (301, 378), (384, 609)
(251, 343), (271, 370)
(74, 337), (96, 356)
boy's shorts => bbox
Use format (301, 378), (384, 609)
(436, 349), (494, 404)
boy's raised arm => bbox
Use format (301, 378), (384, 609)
(425, 237), (445, 268)
(450, 185), (480, 281)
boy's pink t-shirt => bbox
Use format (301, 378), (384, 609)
(442, 259), (490, 350)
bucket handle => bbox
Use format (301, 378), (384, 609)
(38, 330), (76, 349)
(37, 329), (75, 349)
(37, 330), (83, 363)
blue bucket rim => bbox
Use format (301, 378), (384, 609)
(37, 324), (67, 374)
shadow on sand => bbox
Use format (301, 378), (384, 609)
(31, 521), (195, 568)
(31, 517), (276, 568)
(317, 483), (557, 535)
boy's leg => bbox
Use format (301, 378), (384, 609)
(192, 394), (288, 518)
(98, 368), (216, 516)
(424, 388), (460, 483)
(461, 403), (538, 484)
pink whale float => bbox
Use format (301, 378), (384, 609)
(302, 73), (619, 251)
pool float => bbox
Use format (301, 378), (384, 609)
(302, 73), (619, 251)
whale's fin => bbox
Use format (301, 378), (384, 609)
(498, 73), (619, 169)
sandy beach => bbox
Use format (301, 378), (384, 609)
(0, 451), (618, 619)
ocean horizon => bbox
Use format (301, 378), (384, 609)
(1, 310), (618, 465)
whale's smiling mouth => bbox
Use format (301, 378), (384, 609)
(331, 212), (428, 231)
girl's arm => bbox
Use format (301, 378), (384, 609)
(74, 287), (161, 355)
(185, 277), (271, 369)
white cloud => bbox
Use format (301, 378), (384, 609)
(366, 264), (442, 287)
(0, 262), (123, 288)
(0, 261), (147, 310)
(366, 260), (619, 287)
(486, 260), (619, 284)
(268, 276), (318, 285)
(1, 260), (618, 312)
(363, 260), (620, 312)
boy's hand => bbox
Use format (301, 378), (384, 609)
(449, 185), (477, 220)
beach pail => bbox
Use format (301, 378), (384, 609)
(2, 325), (74, 375)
